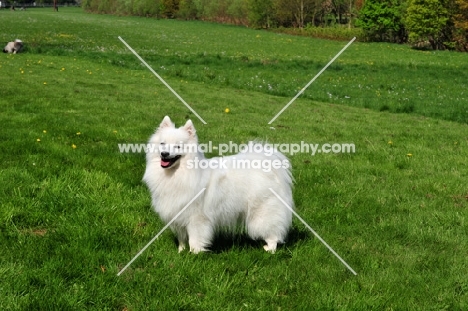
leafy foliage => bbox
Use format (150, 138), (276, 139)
(355, 0), (406, 42)
(246, 0), (274, 28)
(454, 0), (468, 50)
(13, 0), (468, 52)
(405, 0), (450, 49)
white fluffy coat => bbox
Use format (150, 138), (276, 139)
(143, 116), (294, 253)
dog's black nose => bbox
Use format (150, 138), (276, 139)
(161, 151), (169, 158)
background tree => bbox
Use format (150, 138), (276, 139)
(274, 0), (293, 27)
(310, 0), (325, 26)
(178, 0), (197, 19)
(275, 0), (318, 28)
(226, 0), (248, 25)
(331, 0), (348, 24)
(291, 0), (317, 28)
(355, 0), (406, 42)
(161, 0), (179, 18)
(453, 0), (468, 50)
(344, 0), (357, 28)
(405, 0), (450, 49)
(247, 0), (274, 28)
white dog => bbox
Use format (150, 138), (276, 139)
(3, 39), (23, 54)
(143, 116), (294, 253)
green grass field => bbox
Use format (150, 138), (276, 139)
(1, 7), (468, 310)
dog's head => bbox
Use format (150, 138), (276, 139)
(148, 116), (198, 169)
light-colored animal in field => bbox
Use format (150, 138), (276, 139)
(143, 116), (294, 254)
(3, 39), (23, 54)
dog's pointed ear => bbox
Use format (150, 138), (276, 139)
(159, 116), (174, 129)
(183, 120), (196, 137)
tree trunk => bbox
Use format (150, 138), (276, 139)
(300, 0), (304, 28)
(429, 37), (437, 50)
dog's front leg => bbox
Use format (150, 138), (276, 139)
(187, 217), (213, 254)
(172, 226), (188, 253)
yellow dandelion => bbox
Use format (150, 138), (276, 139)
(36, 138), (41, 142)
(72, 144), (77, 149)
(388, 141), (393, 145)
(76, 132), (81, 135)
(61, 68), (65, 71)
(43, 82), (47, 85)
(224, 108), (230, 113)
(407, 153), (412, 157)
(43, 130), (47, 133)
(113, 130), (117, 134)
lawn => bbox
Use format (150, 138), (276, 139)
(1, 7), (467, 310)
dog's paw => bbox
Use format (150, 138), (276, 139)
(189, 246), (208, 254)
(263, 245), (277, 253)
(178, 244), (186, 253)
(263, 239), (278, 253)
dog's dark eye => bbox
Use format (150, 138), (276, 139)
(175, 145), (181, 149)
(160, 142), (165, 146)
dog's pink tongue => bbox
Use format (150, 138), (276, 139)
(161, 160), (170, 167)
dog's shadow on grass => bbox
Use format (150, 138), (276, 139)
(176, 227), (310, 254)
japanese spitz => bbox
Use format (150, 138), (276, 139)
(3, 39), (23, 54)
(143, 116), (294, 253)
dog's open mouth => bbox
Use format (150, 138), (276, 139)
(160, 155), (181, 168)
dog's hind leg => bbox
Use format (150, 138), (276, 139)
(246, 196), (292, 253)
(247, 217), (283, 253)
(263, 238), (279, 253)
